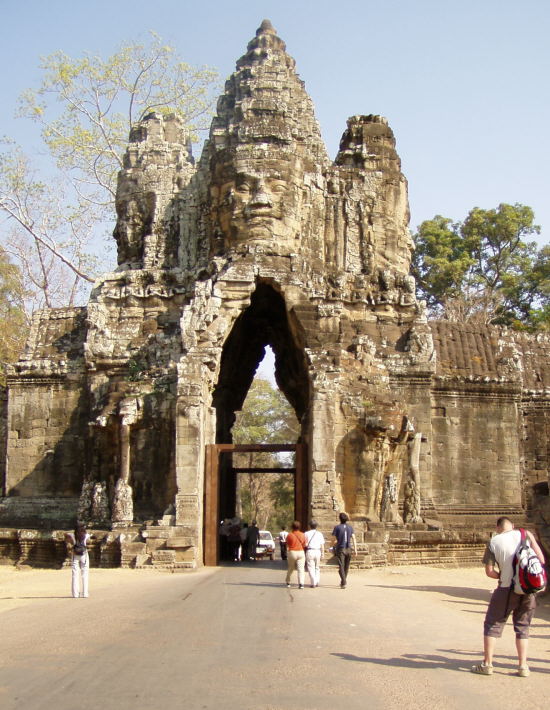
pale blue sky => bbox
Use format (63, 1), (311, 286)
(2, 0), (548, 381)
(1, 0), (549, 243)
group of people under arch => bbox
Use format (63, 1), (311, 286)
(219, 517), (261, 562)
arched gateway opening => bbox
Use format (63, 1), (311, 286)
(204, 283), (310, 564)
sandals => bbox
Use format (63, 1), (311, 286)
(471, 663), (493, 675)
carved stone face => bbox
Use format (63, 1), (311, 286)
(211, 154), (304, 245)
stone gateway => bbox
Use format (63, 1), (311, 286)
(1, 21), (549, 568)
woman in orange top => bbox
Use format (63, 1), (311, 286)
(285, 521), (306, 588)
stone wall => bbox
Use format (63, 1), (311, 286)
(0, 20), (548, 567)
(2, 308), (88, 525)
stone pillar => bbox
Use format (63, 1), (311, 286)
(308, 362), (342, 530)
(174, 356), (217, 565)
(112, 398), (139, 524)
(119, 422), (130, 484)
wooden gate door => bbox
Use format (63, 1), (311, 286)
(203, 443), (307, 565)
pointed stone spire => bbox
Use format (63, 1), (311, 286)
(235, 19), (288, 65)
(258, 18), (276, 34)
(196, 21), (330, 258)
(335, 114), (402, 173)
(208, 20), (328, 165)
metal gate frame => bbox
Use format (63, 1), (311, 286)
(204, 443), (307, 565)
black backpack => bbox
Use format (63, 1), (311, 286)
(73, 540), (86, 555)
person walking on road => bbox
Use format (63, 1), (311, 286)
(246, 520), (260, 561)
(305, 520), (325, 588)
(65, 522), (92, 598)
(285, 521), (306, 589)
(278, 526), (288, 560)
(228, 517), (242, 562)
(331, 512), (357, 589)
(471, 516), (545, 677)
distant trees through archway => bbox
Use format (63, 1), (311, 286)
(232, 376), (299, 531)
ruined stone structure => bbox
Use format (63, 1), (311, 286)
(1, 21), (549, 568)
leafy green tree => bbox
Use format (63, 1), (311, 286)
(232, 377), (299, 530)
(412, 203), (544, 327)
(0, 247), (28, 384)
(269, 474), (295, 533)
(1, 34), (218, 309)
(411, 215), (474, 311)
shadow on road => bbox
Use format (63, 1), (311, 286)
(224, 581), (287, 588)
(0, 596), (68, 600)
(366, 584), (550, 624)
(332, 650), (550, 674)
(366, 583), (490, 603)
(438, 648), (550, 673)
(218, 560), (285, 569)
(533, 596), (550, 621)
(331, 651), (467, 672)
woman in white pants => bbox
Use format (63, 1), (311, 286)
(305, 520), (325, 588)
(285, 521), (307, 588)
(66, 523), (91, 598)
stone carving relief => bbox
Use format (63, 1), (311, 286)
(77, 479), (110, 524)
(495, 337), (523, 380)
(405, 324), (435, 364)
(77, 479), (94, 522)
(112, 478), (134, 524)
(380, 473), (399, 522)
(210, 160), (307, 250)
(90, 482), (110, 523)
(403, 432), (423, 524)
(343, 412), (412, 522)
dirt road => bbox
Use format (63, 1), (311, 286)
(0, 563), (548, 709)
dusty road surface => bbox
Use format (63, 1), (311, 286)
(0, 562), (548, 710)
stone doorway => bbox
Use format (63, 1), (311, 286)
(204, 281), (311, 564)
(203, 443), (307, 565)
(211, 282), (309, 443)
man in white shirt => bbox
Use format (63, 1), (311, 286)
(472, 517), (545, 677)
(278, 527), (288, 560)
(304, 520), (325, 588)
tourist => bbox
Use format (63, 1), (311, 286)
(240, 522), (248, 561)
(246, 520), (260, 561)
(227, 517), (242, 562)
(331, 512), (357, 589)
(304, 520), (325, 588)
(65, 522), (92, 598)
(285, 520), (306, 588)
(471, 517), (545, 677)
(278, 526), (288, 560)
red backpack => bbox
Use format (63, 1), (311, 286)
(512, 528), (547, 594)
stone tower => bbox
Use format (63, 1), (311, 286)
(1, 21), (549, 567)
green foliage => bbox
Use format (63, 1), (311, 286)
(412, 203), (546, 328)
(232, 377), (299, 446)
(126, 357), (146, 382)
(411, 215), (474, 310)
(269, 474), (295, 532)
(0, 247), (28, 384)
(232, 377), (299, 531)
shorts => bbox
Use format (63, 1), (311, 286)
(483, 586), (536, 639)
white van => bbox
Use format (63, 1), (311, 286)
(256, 530), (275, 560)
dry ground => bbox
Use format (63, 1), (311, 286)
(0, 563), (548, 710)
